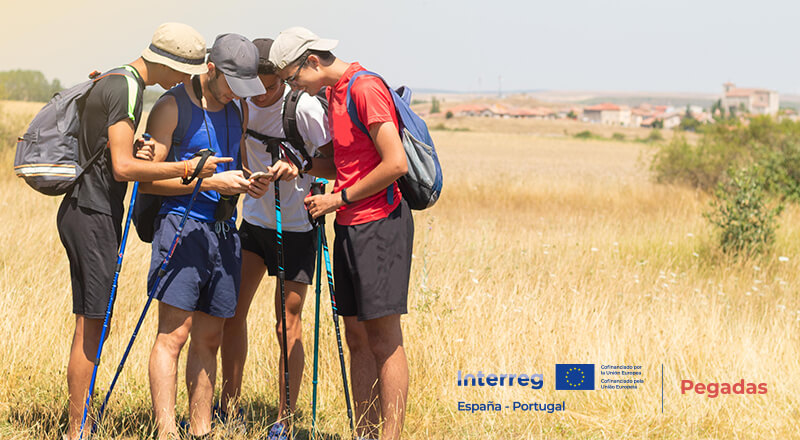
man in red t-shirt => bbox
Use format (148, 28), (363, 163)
(271, 27), (414, 440)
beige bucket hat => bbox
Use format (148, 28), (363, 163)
(141, 23), (208, 75)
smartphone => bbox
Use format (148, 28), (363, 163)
(249, 171), (273, 180)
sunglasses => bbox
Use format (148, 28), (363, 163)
(284, 55), (309, 85)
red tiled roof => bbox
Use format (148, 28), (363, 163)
(584, 103), (620, 111)
(726, 87), (772, 98)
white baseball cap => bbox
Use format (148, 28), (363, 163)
(268, 27), (338, 70)
(141, 23), (208, 75)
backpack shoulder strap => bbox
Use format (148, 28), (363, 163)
(79, 66), (143, 174)
(163, 84), (193, 162)
(281, 89), (314, 169)
(345, 70), (393, 136)
(345, 70), (400, 205)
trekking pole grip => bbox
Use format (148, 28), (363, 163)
(182, 149), (215, 185)
(310, 179), (327, 226)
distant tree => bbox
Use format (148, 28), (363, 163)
(567, 110), (577, 120)
(711, 99), (724, 121)
(0, 70), (63, 102)
(652, 119), (664, 129)
(430, 96), (441, 114)
(680, 104), (701, 132)
(445, 110), (453, 119)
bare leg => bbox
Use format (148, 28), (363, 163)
(186, 311), (225, 436)
(344, 316), (380, 439)
(149, 303), (192, 440)
(66, 315), (103, 440)
(221, 250), (267, 415)
(364, 314), (407, 440)
(274, 280), (308, 418)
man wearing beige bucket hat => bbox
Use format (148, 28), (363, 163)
(59, 22), (233, 440)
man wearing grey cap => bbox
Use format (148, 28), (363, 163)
(141, 33), (269, 440)
(58, 22), (232, 440)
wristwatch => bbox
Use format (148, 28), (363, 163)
(341, 188), (352, 205)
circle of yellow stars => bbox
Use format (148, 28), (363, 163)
(565, 367), (586, 387)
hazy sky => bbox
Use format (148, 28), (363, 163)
(2, 0), (798, 94)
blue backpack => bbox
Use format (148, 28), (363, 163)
(346, 70), (443, 210)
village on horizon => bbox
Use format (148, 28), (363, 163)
(416, 82), (796, 129)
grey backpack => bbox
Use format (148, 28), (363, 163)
(14, 66), (140, 196)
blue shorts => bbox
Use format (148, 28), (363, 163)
(148, 214), (241, 318)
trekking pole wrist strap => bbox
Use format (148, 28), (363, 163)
(181, 149), (214, 185)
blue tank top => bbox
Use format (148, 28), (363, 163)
(158, 83), (241, 225)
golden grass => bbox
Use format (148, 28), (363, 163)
(0, 102), (799, 438)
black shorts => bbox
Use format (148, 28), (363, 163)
(57, 197), (122, 319)
(333, 200), (414, 321)
(239, 220), (317, 285)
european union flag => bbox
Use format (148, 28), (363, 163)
(555, 364), (595, 390)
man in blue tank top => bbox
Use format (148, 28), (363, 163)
(140, 33), (270, 440)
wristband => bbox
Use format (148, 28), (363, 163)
(183, 160), (190, 180)
(341, 188), (352, 205)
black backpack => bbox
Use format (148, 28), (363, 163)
(245, 89), (327, 173)
(14, 66), (141, 195)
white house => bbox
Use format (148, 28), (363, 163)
(582, 103), (632, 126)
(722, 83), (779, 116)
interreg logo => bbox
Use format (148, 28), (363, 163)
(555, 364), (595, 390)
(457, 370), (544, 389)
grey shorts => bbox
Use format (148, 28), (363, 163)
(148, 215), (241, 318)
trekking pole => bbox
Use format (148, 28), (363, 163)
(314, 178), (355, 437)
(309, 180), (325, 440)
(94, 149), (215, 430)
(273, 146), (293, 433)
(78, 131), (149, 438)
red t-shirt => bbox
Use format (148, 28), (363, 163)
(327, 63), (402, 226)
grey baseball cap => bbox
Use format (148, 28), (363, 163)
(209, 33), (266, 97)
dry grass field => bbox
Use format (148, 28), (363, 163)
(0, 100), (799, 439)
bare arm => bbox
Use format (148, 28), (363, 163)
(307, 142), (337, 180)
(305, 122), (406, 218)
(138, 94), (241, 196)
(107, 118), (184, 182)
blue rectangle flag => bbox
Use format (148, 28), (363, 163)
(555, 364), (595, 390)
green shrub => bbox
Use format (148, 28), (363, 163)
(611, 132), (625, 141)
(429, 122), (469, 132)
(644, 129), (664, 142)
(445, 110), (453, 119)
(651, 116), (800, 197)
(705, 167), (783, 256)
(574, 130), (595, 139)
